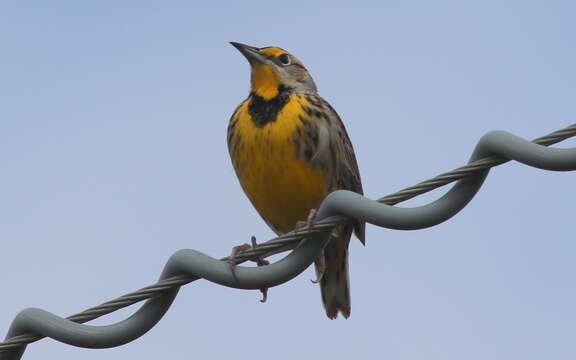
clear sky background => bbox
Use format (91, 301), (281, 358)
(1, 1), (575, 359)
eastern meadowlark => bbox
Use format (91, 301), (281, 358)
(227, 42), (364, 319)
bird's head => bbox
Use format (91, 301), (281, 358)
(231, 42), (317, 99)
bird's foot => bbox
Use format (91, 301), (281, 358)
(295, 208), (318, 230)
(228, 236), (270, 302)
(250, 236), (270, 303)
(295, 209), (324, 283)
(312, 250), (326, 284)
(228, 243), (252, 267)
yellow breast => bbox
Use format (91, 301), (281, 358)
(229, 94), (328, 234)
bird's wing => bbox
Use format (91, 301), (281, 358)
(307, 94), (365, 243)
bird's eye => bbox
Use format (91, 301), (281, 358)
(278, 54), (291, 65)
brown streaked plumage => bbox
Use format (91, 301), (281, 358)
(227, 42), (364, 319)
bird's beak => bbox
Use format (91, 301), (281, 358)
(230, 42), (268, 66)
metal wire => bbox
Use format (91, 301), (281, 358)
(1, 123), (575, 357)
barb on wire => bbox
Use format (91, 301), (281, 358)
(2, 124), (576, 360)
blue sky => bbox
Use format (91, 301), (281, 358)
(1, 1), (575, 359)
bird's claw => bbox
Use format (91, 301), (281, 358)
(311, 250), (326, 284)
(228, 236), (270, 302)
(228, 243), (252, 268)
(295, 209), (326, 283)
(250, 236), (270, 302)
(295, 208), (318, 230)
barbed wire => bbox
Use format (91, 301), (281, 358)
(1, 123), (575, 356)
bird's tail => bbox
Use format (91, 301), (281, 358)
(317, 226), (353, 319)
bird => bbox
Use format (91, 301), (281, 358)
(227, 42), (364, 319)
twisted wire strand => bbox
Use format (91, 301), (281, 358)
(1, 124), (575, 358)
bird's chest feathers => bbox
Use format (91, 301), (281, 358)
(232, 95), (328, 232)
